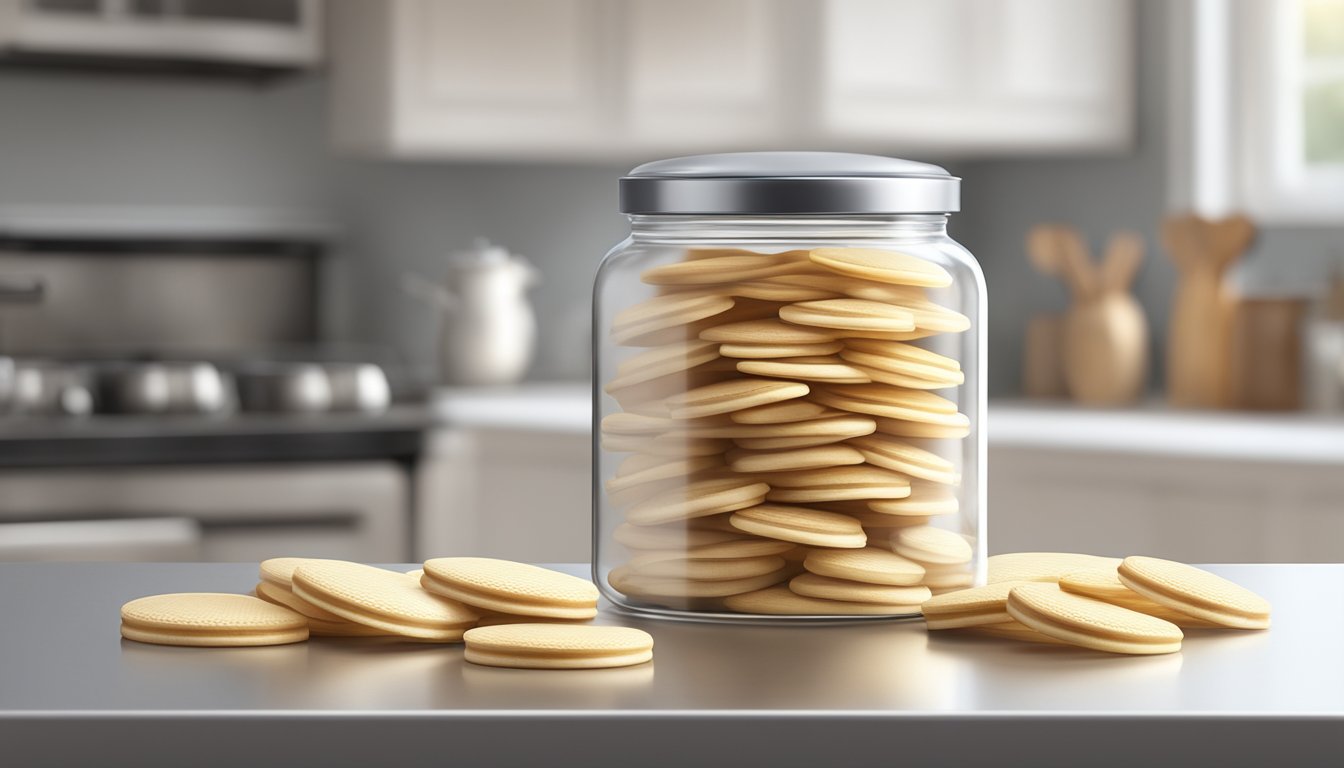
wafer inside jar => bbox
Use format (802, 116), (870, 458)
(594, 152), (985, 621)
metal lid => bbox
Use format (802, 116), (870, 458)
(619, 152), (960, 215)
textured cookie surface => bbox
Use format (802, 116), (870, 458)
(1006, 583), (1183, 655)
(987, 552), (1124, 584)
(422, 558), (599, 620)
(1117, 556), (1271, 630)
(724, 585), (921, 615)
(809, 247), (953, 287)
(730, 504), (867, 548)
(1059, 569), (1214, 628)
(292, 561), (478, 640)
(802, 546), (925, 585)
(891, 525), (973, 565)
(920, 581), (1023, 629)
(789, 573), (931, 605)
(120, 593), (308, 647)
(259, 557), (348, 589)
(463, 624), (653, 669)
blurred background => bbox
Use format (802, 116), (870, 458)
(0, 0), (1340, 565)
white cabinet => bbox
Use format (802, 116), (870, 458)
(329, 0), (1133, 159)
(819, 0), (1132, 152)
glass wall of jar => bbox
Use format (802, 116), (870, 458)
(593, 154), (985, 621)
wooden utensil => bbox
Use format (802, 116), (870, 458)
(1023, 312), (1068, 398)
(1026, 225), (1149, 405)
(1228, 298), (1306, 410)
(1162, 214), (1256, 408)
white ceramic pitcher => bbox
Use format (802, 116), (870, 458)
(405, 239), (539, 386)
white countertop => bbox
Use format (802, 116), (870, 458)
(431, 382), (591, 433)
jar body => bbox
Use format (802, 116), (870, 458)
(593, 215), (986, 621)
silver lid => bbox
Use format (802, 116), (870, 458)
(619, 152), (960, 215)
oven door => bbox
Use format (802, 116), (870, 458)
(0, 462), (409, 562)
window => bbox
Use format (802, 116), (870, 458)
(1170, 0), (1344, 223)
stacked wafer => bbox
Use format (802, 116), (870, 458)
(601, 246), (976, 615)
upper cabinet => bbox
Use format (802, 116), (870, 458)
(328, 0), (1133, 160)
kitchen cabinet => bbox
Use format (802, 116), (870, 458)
(327, 0), (1133, 160)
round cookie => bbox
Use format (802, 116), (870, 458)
(919, 564), (975, 591)
(254, 580), (345, 622)
(259, 557), (348, 590)
(625, 476), (770, 525)
(848, 435), (958, 485)
(736, 356), (872, 384)
(873, 414), (972, 439)
(604, 339), (721, 391)
(665, 378), (810, 419)
(292, 561), (479, 641)
(810, 385), (964, 426)
(729, 399), (841, 424)
(868, 482), (959, 516)
(726, 443), (865, 473)
(463, 624), (653, 670)
(605, 455), (724, 495)
(987, 552), (1124, 584)
(635, 538), (795, 560)
(839, 339), (964, 387)
(891, 526), (973, 565)
(902, 298), (971, 334)
(608, 564), (788, 599)
(724, 585), (919, 615)
(611, 292), (735, 346)
(789, 573), (931, 605)
(726, 281), (843, 303)
(611, 521), (745, 550)
(1059, 568), (1216, 628)
(1006, 582), (1183, 655)
(920, 581), (1024, 629)
(642, 253), (798, 286)
(803, 546), (925, 585)
(764, 272), (927, 302)
(600, 411), (673, 436)
(421, 558), (600, 620)
(729, 504), (867, 548)
(666, 414), (874, 441)
(765, 464), (911, 504)
(120, 593), (308, 647)
(626, 554), (787, 580)
(700, 318), (839, 345)
(1117, 556), (1271, 630)
(719, 341), (845, 359)
(778, 299), (917, 333)
(808, 247), (953, 288)
(601, 433), (731, 458)
(964, 620), (1070, 645)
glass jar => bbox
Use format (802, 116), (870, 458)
(593, 152), (985, 621)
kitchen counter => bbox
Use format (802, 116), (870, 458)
(1, 563), (1339, 767)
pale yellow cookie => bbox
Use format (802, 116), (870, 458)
(789, 573), (931, 605)
(848, 435), (958, 485)
(605, 455), (724, 495)
(963, 620), (1069, 645)
(736, 356), (872, 384)
(725, 281), (843, 303)
(626, 554), (787, 580)
(608, 564), (788, 599)
(666, 413), (874, 441)
(601, 433), (730, 458)
(729, 422), (877, 451)
(1117, 556), (1271, 630)
(891, 526), (973, 565)
(778, 299), (916, 333)
(920, 581), (1024, 629)
(802, 546), (926, 586)
(729, 399), (841, 424)
(729, 504), (866, 548)
(987, 552), (1124, 584)
(635, 538), (796, 560)
(664, 378), (810, 419)
(764, 272), (927, 302)
(611, 292), (735, 346)
(600, 411), (673, 436)
(839, 339), (964, 387)
(810, 385), (965, 426)
(259, 557), (348, 590)
(611, 521), (746, 550)
(1006, 583), (1183, 655)
(902, 298), (971, 334)
(809, 247), (953, 287)
(724, 585), (918, 615)
(625, 476), (770, 525)
(719, 341), (847, 359)
(642, 253), (798, 286)
(421, 558), (599, 621)
(857, 514), (934, 531)
(120, 593), (309, 647)
(867, 482), (959, 516)
(292, 561), (478, 641)
(254, 580), (345, 622)
(604, 340), (721, 391)
(872, 414), (972, 439)
(919, 564), (975, 591)
(1059, 569), (1216, 628)
(463, 624), (653, 670)
(726, 443), (865, 473)
(699, 318), (839, 345)
(764, 464), (911, 503)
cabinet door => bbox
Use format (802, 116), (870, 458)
(391, 0), (613, 157)
(819, 0), (1131, 153)
(622, 0), (789, 150)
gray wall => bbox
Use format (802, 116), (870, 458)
(0, 0), (1339, 391)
